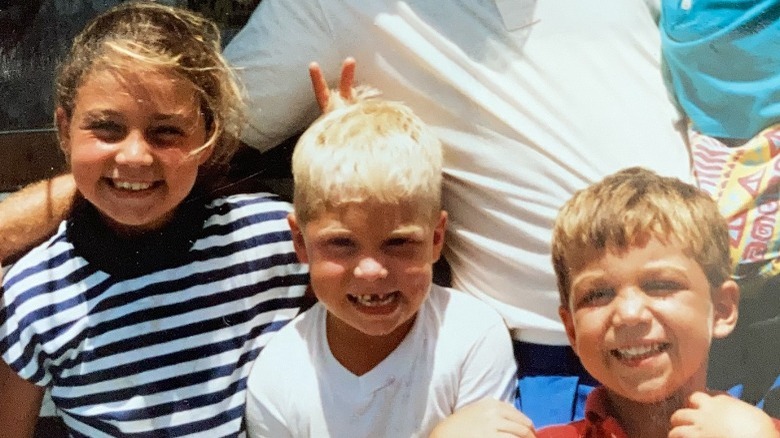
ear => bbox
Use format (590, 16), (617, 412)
(711, 280), (740, 340)
(287, 213), (309, 264)
(559, 305), (579, 354)
(55, 107), (71, 154)
(196, 143), (214, 165)
(430, 210), (448, 262)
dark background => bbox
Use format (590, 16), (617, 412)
(0, 0), (288, 193)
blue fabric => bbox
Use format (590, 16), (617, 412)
(661, 0), (780, 139)
(759, 374), (780, 413)
(728, 383), (744, 399)
(513, 341), (598, 428)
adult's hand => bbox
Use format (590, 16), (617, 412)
(309, 57), (356, 112)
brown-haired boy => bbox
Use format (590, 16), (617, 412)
(539, 167), (780, 437)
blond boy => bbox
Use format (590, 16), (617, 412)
(538, 167), (780, 438)
(244, 96), (517, 437)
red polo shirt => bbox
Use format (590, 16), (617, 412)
(537, 387), (627, 438)
(538, 386), (780, 438)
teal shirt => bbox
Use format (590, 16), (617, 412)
(661, 0), (780, 139)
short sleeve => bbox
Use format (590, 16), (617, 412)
(0, 246), (72, 387)
(455, 315), (518, 409)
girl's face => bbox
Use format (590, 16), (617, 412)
(57, 68), (211, 235)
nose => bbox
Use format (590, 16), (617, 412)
(354, 256), (388, 281)
(115, 132), (153, 166)
(612, 288), (652, 326)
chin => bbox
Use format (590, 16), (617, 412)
(614, 381), (681, 405)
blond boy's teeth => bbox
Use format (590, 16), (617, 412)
(613, 343), (668, 360)
(350, 292), (398, 307)
(114, 181), (153, 191)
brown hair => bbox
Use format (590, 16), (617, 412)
(552, 167), (730, 309)
(55, 1), (243, 169)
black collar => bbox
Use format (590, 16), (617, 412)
(67, 195), (211, 278)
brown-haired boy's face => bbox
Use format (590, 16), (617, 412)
(559, 237), (738, 404)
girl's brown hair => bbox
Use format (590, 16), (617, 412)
(55, 1), (244, 169)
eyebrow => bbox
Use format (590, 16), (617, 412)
(570, 273), (606, 293)
(389, 226), (425, 238)
(82, 109), (121, 120)
(80, 109), (196, 125)
(150, 111), (193, 122)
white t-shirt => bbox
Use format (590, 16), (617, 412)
(225, 0), (691, 344)
(245, 285), (517, 438)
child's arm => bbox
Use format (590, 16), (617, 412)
(669, 391), (780, 438)
(429, 398), (536, 438)
(0, 360), (45, 438)
(0, 174), (77, 264)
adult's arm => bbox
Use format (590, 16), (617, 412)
(0, 360), (45, 438)
(222, 0), (342, 151)
(0, 174), (77, 263)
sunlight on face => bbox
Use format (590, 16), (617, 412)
(60, 68), (209, 235)
(291, 201), (446, 345)
(561, 237), (719, 404)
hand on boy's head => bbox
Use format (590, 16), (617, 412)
(309, 57), (356, 112)
(428, 398), (536, 438)
(668, 391), (780, 438)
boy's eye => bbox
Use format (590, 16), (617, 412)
(385, 237), (416, 247)
(577, 288), (614, 307)
(642, 280), (683, 295)
(327, 237), (356, 249)
(384, 237), (422, 257)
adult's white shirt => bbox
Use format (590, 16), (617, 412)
(224, 0), (691, 345)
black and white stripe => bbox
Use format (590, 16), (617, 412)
(1, 193), (309, 437)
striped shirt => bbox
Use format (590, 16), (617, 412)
(0, 193), (309, 437)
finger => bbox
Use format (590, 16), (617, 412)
(308, 61), (331, 111)
(339, 57), (356, 101)
(669, 407), (698, 428)
(668, 425), (702, 438)
(501, 407), (535, 430)
(497, 419), (535, 437)
(686, 391), (711, 408)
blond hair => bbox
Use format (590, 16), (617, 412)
(552, 167), (730, 309)
(55, 1), (243, 170)
(292, 93), (442, 224)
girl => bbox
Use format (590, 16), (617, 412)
(0, 2), (308, 436)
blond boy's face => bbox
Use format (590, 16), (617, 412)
(289, 201), (447, 343)
(559, 236), (738, 404)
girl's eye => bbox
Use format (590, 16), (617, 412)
(149, 126), (185, 146)
(86, 121), (125, 142)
